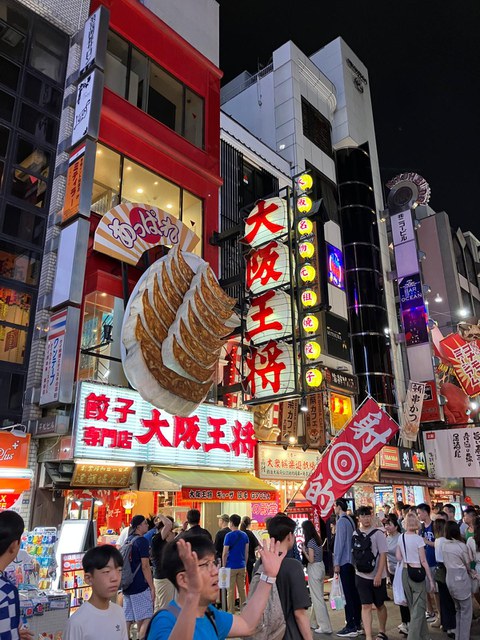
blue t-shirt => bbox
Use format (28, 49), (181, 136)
(0, 574), (20, 640)
(420, 522), (436, 566)
(224, 530), (249, 569)
(147, 600), (233, 640)
(124, 536), (150, 595)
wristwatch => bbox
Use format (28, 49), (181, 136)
(259, 573), (276, 584)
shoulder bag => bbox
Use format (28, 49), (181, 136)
(402, 534), (426, 583)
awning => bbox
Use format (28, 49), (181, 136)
(140, 467), (277, 501)
(380, 471), (440, 488)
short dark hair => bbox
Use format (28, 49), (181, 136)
(357, 506), (372, 517)
(437, 511), (449, 520)
(445, 521), (462, 541)
(83, 545), (123, 574)
(267, 514), (296, 542)
(229, 514), (241, 527)
(163, 535), (216, 588)
(385, 513), (401, 533)
(0, 511), (24, 556)
(187, 509), (201, 525)
(444, 503), (455, 514)
(417, 503), (430, 515)
(335, 499), (348, 513)
(464, 506), (477, 515)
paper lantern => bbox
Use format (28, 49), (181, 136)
(302, 314), (319, 334)
(298, 218), (313, 236)
(246, 290), (293, 345)
(297, 196), (313, 214)
(301, 289), (317, 307)
(244, 341), (296, 399)
(242, 197), (288, 248)
(305, 341), (321, 360)
(246, 240), (291, 295)
(305, 368), (323, 387)
(300, 264), (316, 283)
(299, 241), (315, 259)
(296, 173), (313, 191)
(120, 491), (137, 514)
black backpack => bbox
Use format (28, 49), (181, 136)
(352, 529), (378, 574)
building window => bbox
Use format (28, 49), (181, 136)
(104, 30), (205, 149)
(465, 247), (478, 287)
(29, 20), (66, 82)
(92, 143), (203, 255)
(453, 236), (467, 279)
(0, 285), (30, 364)
(0, 240), (41, 285)
(301, 97), (333, 158)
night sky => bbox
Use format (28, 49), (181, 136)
(218, 1), (480, 236)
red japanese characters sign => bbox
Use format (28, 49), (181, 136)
(74, 382), (256, 470)
(440, 333), (480, 397)
(246, 241), (290, 294)
(181, 488), (276, 502)
(242, 197), (288, 248)
(246, 290), (293, 345)
(304, 398), (399, 518)
(244, 341), (296, 400)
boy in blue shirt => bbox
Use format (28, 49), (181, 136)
(222, 515), (249, 613)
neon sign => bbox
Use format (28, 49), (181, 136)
(327, 243), (344, 290)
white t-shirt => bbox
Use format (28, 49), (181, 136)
(397, 533), (425, 566)
(435, 537), (446, 563)
(116, 527), (130, 547)
(64, 601), (128, 640)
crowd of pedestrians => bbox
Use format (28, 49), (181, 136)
(3, 501), (480, 640)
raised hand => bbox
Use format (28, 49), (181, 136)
(176, 539), (202, 594)
(257, 537), (285, 578)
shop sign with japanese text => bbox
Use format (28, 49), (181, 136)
(73, 382), (256, 470)
(423, 428), (480, 478)
(72, 464), (132, 488)
(305, 392), (326, 448)
(402, 381), (426, 441)
(324, 368), (358, 394)
(241, 197), (288, 249)
(440, 333), (480, 397)
(257, 444), (320, 481)
(304, 398), (399, 517)
(379, 446), (401, 470)
(181, 487), (276, 502)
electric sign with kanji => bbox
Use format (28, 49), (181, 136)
(73, 381), (256, 470)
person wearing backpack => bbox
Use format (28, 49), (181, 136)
(120, 515), (155, 640)
(352, 506), (388, 640)
(333, 498), (362, 637)
(146, 534), (285, 640)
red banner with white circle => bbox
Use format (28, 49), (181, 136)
(304, 398), (399, 518)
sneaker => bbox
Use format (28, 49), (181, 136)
(430, 617), (441, 628)
(356, 627), (365, 636)
(398, 623), (408, 635)
(314, 629), (333, 635)
(336, 629), (358, 638)
(425, 612), (436, 622)
(446, 631), (455, 639)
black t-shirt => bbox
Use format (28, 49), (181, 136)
(214, 527), (230, 559)
(177, 524), (212, 541)
(276, 557), (311, 640)
(151, 533), (168, 580)
(244, 530), (259, 563)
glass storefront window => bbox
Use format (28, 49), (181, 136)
(2, 204), (45, 245)
(0, 324), (27, 364)
(92, 145), (121, 214)
(182, 190), (203, 255)
(0, 286), (30, 325)
(79, 291), (128, 387)
(121, 159), (180, 218)
(29, 21), (66, 82)
(0, 241), (40, 285)
(105, 31), (128, 98)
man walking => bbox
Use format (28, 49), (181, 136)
(267, 514), (312, 639)
(222, 514), (249, 613)
(353, 506), (388, 640)
(417, 503), (438, 622)
(214, 514), (230, 560)
(177, 509), (212, 541)
(151, 516), (176, 612)
(121, 515), (155, 640)
(333, 499), (362, 637)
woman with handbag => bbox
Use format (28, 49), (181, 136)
(384, 515), (410, 636)
(433, 518), (456, 638)
(301, 520), (333, 635)
(395, 512), (434, 640)
(442, 521), (473, 640)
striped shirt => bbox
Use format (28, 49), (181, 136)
(307, 538), (323, 563)
(0, 574), (19, 640)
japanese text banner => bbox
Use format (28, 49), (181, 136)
(423, 427), (480, 478)
(304, 398), (400, 517)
